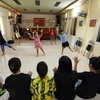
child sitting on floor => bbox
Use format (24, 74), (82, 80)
(74, 56), (100, 99)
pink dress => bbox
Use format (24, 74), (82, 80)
(34, 36), (42, 49)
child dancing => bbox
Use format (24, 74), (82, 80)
(57, 30), (74, 54)
(49, 28), (56, 45)
(0, 31), (15, 56)
(28, 32), (45, 57)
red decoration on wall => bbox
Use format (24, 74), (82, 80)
(34, 18), (45, 26)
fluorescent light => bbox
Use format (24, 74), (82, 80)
(35, 0), (40, 6)
(23, 9), (27, 11)
(50, 10), (53, 12)
(37, 9), (40, 12)
(54, 2), (61, 6)
(13, 0), (21, 5)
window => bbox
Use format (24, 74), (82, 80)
(96, 26), (100, 42)
(70, 18), (77, 36)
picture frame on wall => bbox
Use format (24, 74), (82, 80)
(89, 19), (97, 27)
(79, 20), (83, 26)
(33, 18), (45, 26)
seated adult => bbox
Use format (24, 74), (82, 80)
(3, 57), (32, 100)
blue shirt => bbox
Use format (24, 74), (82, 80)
(58, 33), (67, 43)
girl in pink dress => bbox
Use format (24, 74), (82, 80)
(28, 32), (45, 57)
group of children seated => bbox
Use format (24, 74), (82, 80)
(0, 55), (100, 100)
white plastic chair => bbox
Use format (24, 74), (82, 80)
(83, 40), (95, 58)
(73, 37), (83, 53)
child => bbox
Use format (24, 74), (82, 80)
(49, 28), (56, 45)
(53, 56), (77, 100)
(74, 56), (100, 99)
(3, 57), (32, 100)
(57, 30), (73, 55)
(0, 30), (15, 56)
(28, 32), (45, 57)
(30, 61), (56, 100)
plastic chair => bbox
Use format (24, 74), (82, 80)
(83, 40), (95, 58)
(73, 37), (83, 53)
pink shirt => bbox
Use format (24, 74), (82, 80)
(34, 36), (42, 49)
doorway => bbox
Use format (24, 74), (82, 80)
(70, 17), (77, 36)
(69, 17), (77, 46)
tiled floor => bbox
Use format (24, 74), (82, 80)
(0, 38), (100, 100)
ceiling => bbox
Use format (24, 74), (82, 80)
(0, 0), (77, 14)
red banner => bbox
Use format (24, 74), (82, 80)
(34, 18), (45, 26)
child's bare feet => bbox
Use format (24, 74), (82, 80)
(12, 47), (16, 50)
(43, 53), (45, 55)
(61, 53), (63, 55)
(71, 50), (74, 52)
(1, 53), (5, 56)
(36, 55), (39, 57)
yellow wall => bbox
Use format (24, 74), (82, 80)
(86, 0), (100, 56)
(65, 0), (100, 55)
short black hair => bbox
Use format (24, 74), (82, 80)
(89, 57), (98, 66)
(38, 31), (41, 35)
(89, 57), (100, 72)
(37, 61), (48, 79)
(8, 57), (21, 74)
(94, 60), (100, 73)
(60, 30), (63, 32)
(34, 32), (38, 36)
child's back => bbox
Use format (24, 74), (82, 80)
(76, 57), (100, 99)
(54, 71), (77, 100)
(54, 56), (77, 100)
(30, 61), (55, 100)
(30, 76), (55, 100)
(76, 71), (100, 99)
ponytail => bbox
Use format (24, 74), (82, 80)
(37, 61), (48, 79)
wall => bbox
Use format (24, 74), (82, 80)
(21, 14), (56, 28)
(61, 13), (66, 30)
(65, 0), (100, 55)
(0, 6), (16, 40)
(86, 0), (100, 56)
(0, 7), (9, 40)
